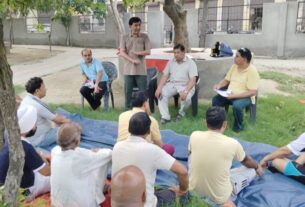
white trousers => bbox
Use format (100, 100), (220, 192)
(230, 166), (256, 198)
(27, 171), (50, 201)
(158, 82), (195, 120)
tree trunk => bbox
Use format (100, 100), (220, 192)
(0, 18), (25, 207)
(0, 113), (4, 149)
(9, 14), (13, 49)
(199, 0), (209, 48)
(163, 0), (190, 51)
(48, 31), (52, 53)
(65, 26), (70, 46)
(109, 0), (125, 35)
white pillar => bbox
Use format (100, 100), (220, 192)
(242, 0), (251, 31)
(195, 0), (200, 9)
(216, 0), (223, 31)
(274, 0), (286, 2)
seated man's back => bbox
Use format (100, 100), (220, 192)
(51, 123), (112, 207)
(189, 130), (245, 203)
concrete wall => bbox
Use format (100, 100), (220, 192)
(3, 15), (118, 48)
(205, 2), (305, 58)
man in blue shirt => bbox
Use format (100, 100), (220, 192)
(80, 48), (109, 110)
(0, 106), (50, 200)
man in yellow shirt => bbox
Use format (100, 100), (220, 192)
(188, 106), (263, 206)
(213, 48), (260, 132)
(117, 91), (174, 155)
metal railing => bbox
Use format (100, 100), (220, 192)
(198, 3), (263, 34)
(79, 16), (105, 33)
(296, 1), (305, 33)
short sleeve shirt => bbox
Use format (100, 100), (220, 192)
(163, 56), (198, 86)
(21, 94), (56, 146)
(0, 139), (44, 188)
(287, 132), (305, 156)
(117, 107), (162, 143)
(120, 33), (151, 75)
(112, 136), (175, 207)
(80, 58), (108, 82)
(225, 64), (260, 103)
(188, 131), (246, 204)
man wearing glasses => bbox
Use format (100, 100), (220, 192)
(80, 48), (109, 110)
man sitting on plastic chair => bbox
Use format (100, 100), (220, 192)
(155, 44), (198, 124)
(212, 48), (260, 132)
(80, 48), (108, 110)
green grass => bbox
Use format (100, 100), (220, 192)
(260, 71), (305, 94)
(14, 85), (24, 95)
(46, 72), (305, 207)
(49, 95), (305, 207)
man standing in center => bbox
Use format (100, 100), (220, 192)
(119, 17), (151, 109)
(155, 44), (198, 124)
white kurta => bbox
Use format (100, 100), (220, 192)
(51, 146), (112, 207)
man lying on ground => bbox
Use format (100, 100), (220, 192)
(51, 123), (112, 207)
(21, 77), (70, 148)
(111, 165), (146, 207)
(112, 112), (189, 207)
(260, 132), (305, 184)
(188, 106), (263, 207)
(0, 106), (50, 201)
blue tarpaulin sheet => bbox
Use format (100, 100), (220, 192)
(42, 109), (305, 207)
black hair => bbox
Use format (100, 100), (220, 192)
(206, 106), (226, 130)
(131, 91), (148, 108)
(128, 112), (151, 136)
(173, 44), (185, 52)
(25, 77), (43, 94)
(237, 48), (252, 63)
(129, 17), (141, 26)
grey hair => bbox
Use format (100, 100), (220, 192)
(57, 123), (82, 150)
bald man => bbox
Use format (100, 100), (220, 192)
(80, 48), (109, 110)
(111, 165), (146, 207)
(51, 123), (112, 207)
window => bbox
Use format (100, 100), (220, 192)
(296, 1), (305, 33)
(26, 16), (51, 33)
(79, 15), (105, 33)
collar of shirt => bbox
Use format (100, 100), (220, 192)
(127, 135), (148, 143)
(27, 93), (40, 101)
(21, 137), (31, 144)
(129, 32), (140, 38)
(236, 64), (250, 73)
(131, 107), (145, 113)
(173, 55), (187, 63)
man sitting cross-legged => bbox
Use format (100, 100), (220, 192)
(20, 77), (70, 148)
(112, 112), (189, 207)
(188, 106), (263, 207)
(51, 123), (112, 207)
(260, 132), (305, 185)
(0, 106), (50, 201)
(117, 91), (174, 155)
(155, 44), (198, 124)
(111, 165), (146, 207)
(80, 48), (109, 110)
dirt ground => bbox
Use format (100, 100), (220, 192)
(7, 47), (62, 66)
(10, 46), (304, 107)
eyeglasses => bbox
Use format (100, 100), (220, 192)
(83, 54), (92, 57)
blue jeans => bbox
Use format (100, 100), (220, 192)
(212, 95), (251, 131)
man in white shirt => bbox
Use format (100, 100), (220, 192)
(155, 44), (198, 124)
(21, 77), (70, 148)
(112, 112), (188, 207)
(0, 106), (50, 201)
(51, 123), (112, 207)
(111, 165), (146, 207)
